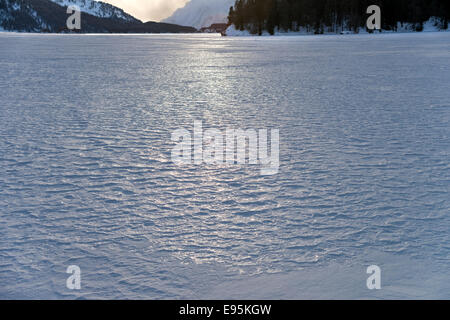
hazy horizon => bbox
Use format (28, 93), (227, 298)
(102, 0), (190, 22)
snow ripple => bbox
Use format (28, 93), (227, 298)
(0, 33), (449, 299)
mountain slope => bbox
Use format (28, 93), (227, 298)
(49, 0), (138, 23)
(0, 0), (197, 33)
(163, 0), (234, 29)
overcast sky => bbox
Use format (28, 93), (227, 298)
(102, 0), (190, 22)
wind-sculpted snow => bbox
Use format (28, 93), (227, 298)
(0, 33), (449, 299)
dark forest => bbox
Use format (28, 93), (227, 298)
(228, 0), (450, 34)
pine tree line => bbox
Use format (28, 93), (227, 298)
(228, 0), (450, 35)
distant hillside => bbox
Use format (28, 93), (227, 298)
(0, 0), (197, 33)
(163, 0), (234, 29)
(49, 0), (138, 22)
(228, 0), (450, 35)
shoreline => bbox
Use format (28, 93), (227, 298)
(224, 17), (449, 37)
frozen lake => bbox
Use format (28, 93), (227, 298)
(0, 32), (449, 299)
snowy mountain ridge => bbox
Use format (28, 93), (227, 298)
(48, 0), (138, 22)
(0, 0), (197, 33)
(163, 0), (234, 29)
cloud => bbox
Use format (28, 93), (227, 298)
(102, 0), (190, 22)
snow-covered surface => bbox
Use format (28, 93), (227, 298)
(224, 24), (252, 36)
(422, 17), (445, 32)
(163, 0), (234, 29)
(226, 17), (449, 36)
(205, 252), (450, 299)
(393, 17), (447, 33)
(11, 2), (20, 11)
(49, 0), (138, 22)
(0, 32), (449, 299)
